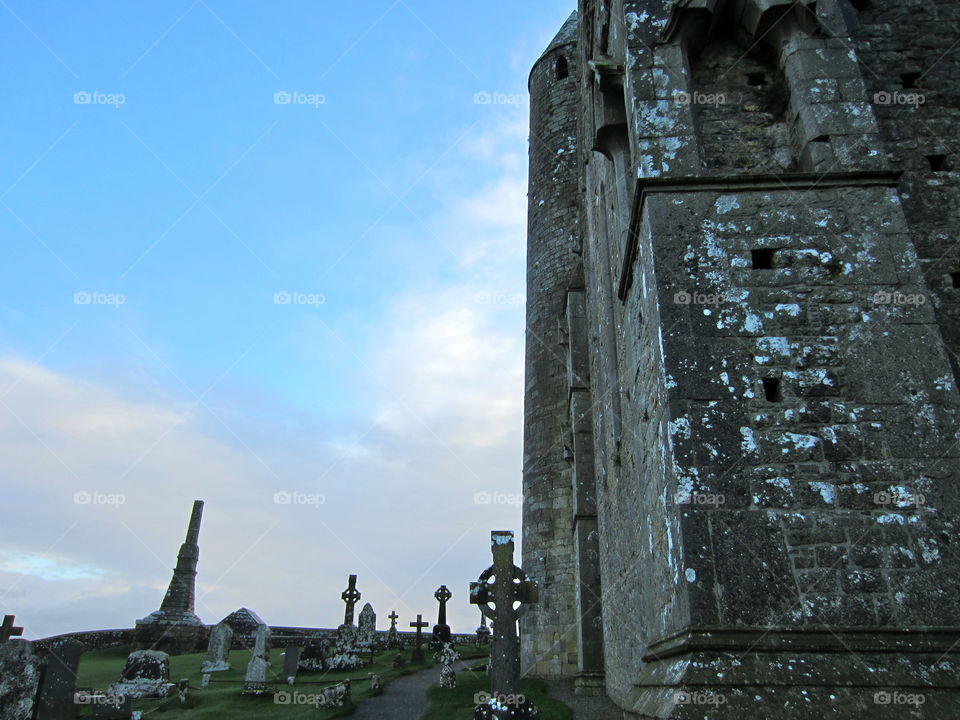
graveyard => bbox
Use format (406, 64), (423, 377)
(3, 0), (960, 718)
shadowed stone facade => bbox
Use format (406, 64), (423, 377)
(522, 1), (960, 717)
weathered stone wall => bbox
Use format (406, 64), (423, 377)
(38, 628), (135, 650)
(525, 0), (960, 715)
(851, 0), (960, 385)
(520, 12), (584, 680)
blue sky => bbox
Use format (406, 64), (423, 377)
(0, 0), (573, 638)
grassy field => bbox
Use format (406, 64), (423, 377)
(75, 643), (436, 719)
(422, 659), (572, 720)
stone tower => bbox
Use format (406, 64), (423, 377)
(522, 1), (960, 717)
(133, 500), (207, 654)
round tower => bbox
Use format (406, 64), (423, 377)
(521, 10), (582, 679)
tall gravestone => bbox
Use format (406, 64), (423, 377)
(241, 624), (271, 696)
(200, 621), (233, 672)
(409, 615), (428, 664)
(432, 585), (452, 646)
(357, 603), (377, 650)
(386, 610), (400, 649)
(133, 500), (206, 654)
(0, 617), (43, 720)
(282, 647), (300, 684)
(476, 611), (491, 645)
(35, 637), (83, 719)
(329, 575), (364, 670)
(470, 530), (539, 719)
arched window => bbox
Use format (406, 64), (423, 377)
(555, 55), (569, 80)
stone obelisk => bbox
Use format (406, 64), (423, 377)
(133, 500), (207, 654)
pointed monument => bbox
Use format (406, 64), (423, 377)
(133, 500), (207, 654)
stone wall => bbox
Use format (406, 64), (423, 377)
(524, 0), (960, 715)
(520, 12), (585, 680)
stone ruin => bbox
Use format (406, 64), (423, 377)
(133, 500), (206, 655)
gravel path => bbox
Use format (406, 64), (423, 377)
(350, 663), (441, 720)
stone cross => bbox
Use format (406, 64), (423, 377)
(341, 574), (361, 626)
(388, 611), (399, 629)
(433, 585), (452, 644)
(1, 614), (23, 642)
(409, 614), (428, 663)
(470, 530), (538, 699)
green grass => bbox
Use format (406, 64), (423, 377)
(75, 644), (435, 719)
(422, 664), (572, 720)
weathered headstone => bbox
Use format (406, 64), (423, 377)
(200, 621), (233, 672)
(176, 678), (189, 703)
(241, 624), (271, 695)
(357, 602), (377, 649)
(432, 585), (452, 646)
(386, 610), (400, 649)
(298, 637), (328, 672)
(470, 530), (539, 719)
(436, 642), (460, 689)
(250, 623), (271, 662)
(0, 637), (43, 720)
(316, 679), (351, 708)
(368, 673), (382, 695)
(409, 615), (428, 664)
(392, 652), (406, 670)
(108, 650), (171, 699)
(35, 637), (83, 719)
(281, 647), (301, 684)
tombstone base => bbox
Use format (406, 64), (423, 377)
(133, 613), (207, 655)
(573, 671), (605, 696)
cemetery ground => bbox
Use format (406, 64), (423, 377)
(73, 642), (500, 718)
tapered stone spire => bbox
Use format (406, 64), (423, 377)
(158, 500), (203, 615)
(133, 500), (207, 654)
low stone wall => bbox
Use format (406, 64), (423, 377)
(38, 626), (482, 651)
(38, 629), (135, 650)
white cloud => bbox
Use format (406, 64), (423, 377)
(0, 117), (529, 640)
